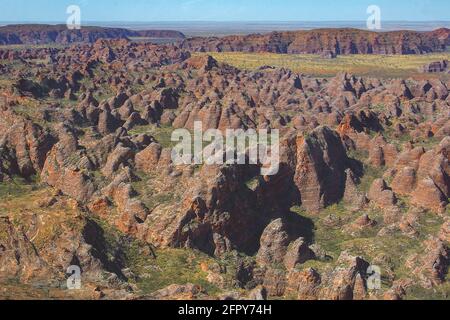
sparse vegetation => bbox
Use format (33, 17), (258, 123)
(0, 176), (39, 200)
(201, 52), (450, 78)
(129, 124), (177, 149)
(245, 176), (260, 191)
(132, 248), (220, 295)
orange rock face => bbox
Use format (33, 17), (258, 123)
(293, 126), (349, 213)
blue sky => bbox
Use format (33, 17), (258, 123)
(1, 0), (449, 22)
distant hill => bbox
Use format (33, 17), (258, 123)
(181, 28), (450, 55)
(0, 24), (186, 45)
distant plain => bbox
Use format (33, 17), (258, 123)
(200, 52), (450, 78)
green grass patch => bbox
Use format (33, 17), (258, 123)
(357, 165), (386, 194)
(132, 248), (220, 295)
(245, 176), (260, 191)
(129, 125), (177, 149)
(405, 283), (450, 300)
(89, 217), (220, 294)
(131, 171), (180, 211)
(201, 52), (450, 78)
(0, 176), (39, 200)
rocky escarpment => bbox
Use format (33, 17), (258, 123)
(182, 28), (450, 55)
(0, 24), (185, 45)
(419, 60), (450, 74)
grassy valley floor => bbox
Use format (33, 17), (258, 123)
(201, 52), (450, 78)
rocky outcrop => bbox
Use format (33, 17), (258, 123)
(368, 179), (397, 209)
(256, 250), (371, 300)
(391, 167), (416, 196)
(143, 164), (269, 256)
(182, 28), (449, 55)
(144, 283), (206, 300)
(285, 268), (321, 300)
(0, 106), (56, 178)
(283, 237), (316, 270)
(343, 169), (367, 210)
(101, 168), (150, 235)
(41, 132), (96, 203)
(256, 219), (314, 269)
(419, 60), (449, 73)
(0, 216), (46, 280)
(101, 144), (134, 178)
(319, 251), (370, 300)
(135, 143), (163, 173)
(410, 178), (448, 213)
(0, 24), (185, 45)
(388, 137), (450, 214)
(0, 199), (127, 285)
(256, 219), (291, 267)
(293, 126), (349, 212)
(406, 237), (449, 288)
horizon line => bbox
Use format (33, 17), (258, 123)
(1, 20), (450, 23)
